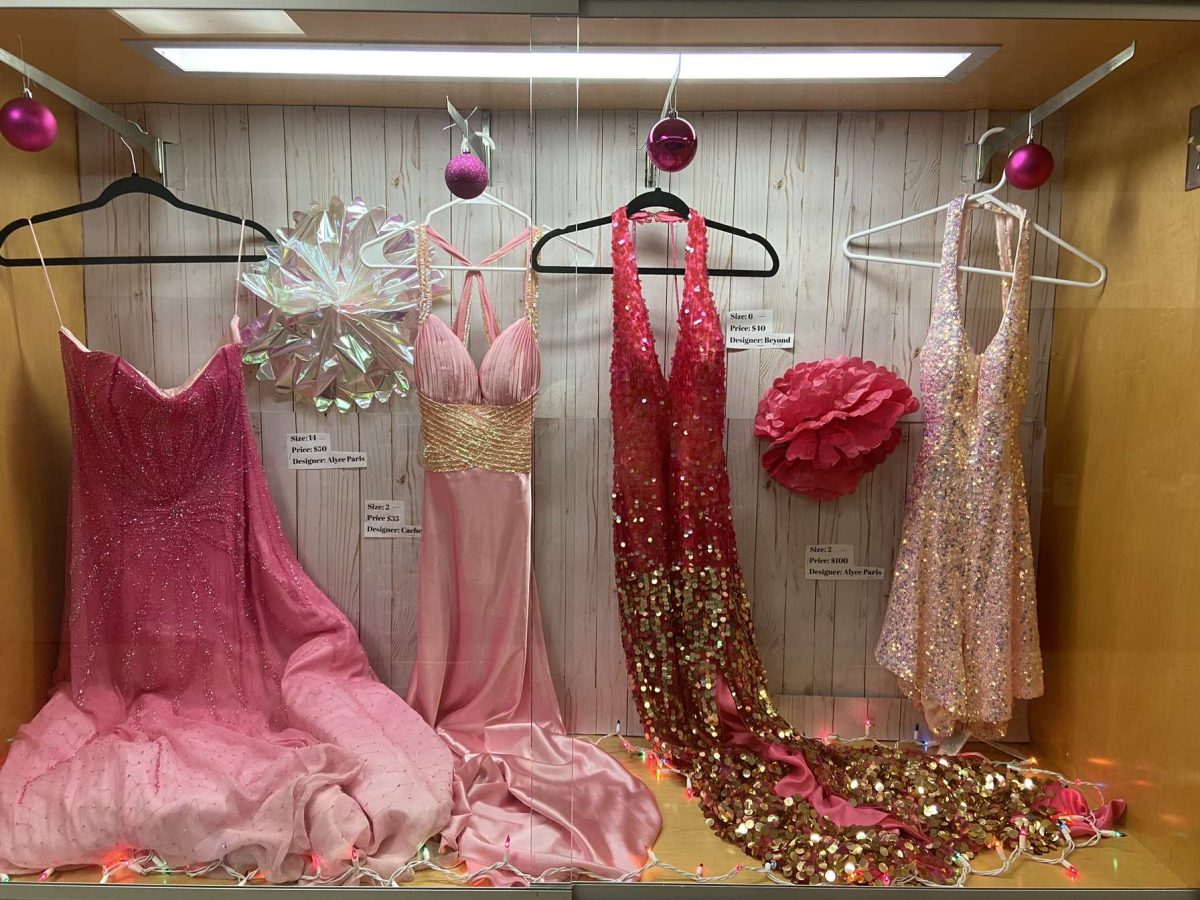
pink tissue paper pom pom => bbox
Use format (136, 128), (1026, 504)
(753, 356), (918, 500)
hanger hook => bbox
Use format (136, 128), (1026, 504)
(119, 136), (138, 176)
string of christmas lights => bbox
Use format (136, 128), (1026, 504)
(1, 718), (1121, 889)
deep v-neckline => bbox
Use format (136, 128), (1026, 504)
(612, 207), (707, 386)
(60, 320), (240, 400)
(944, 198), (1029, 362)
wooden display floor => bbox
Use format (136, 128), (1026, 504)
(4, 739), (1183, 891)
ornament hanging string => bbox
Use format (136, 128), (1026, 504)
(659, 54), (682, 120)
(19, 35), (30, 98)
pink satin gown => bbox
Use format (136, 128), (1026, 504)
(405, 225), (662, 885)
(0, 264), (452, 880)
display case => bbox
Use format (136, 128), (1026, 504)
(0, 2), (1196, 894)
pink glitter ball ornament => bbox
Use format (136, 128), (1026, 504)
(444, 151), (489, 199)
(0, 91), (57, 152)
(646, 113), (697, 173)
(1005, 141), (1054, 191)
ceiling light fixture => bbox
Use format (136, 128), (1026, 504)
(146, 44), (990, 82)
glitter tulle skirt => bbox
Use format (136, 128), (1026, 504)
(0, 329), (452, 880)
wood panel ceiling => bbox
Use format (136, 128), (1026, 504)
(1, 8), (1198, 110)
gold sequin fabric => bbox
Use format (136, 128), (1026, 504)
(877, 196), (1043, 740)
(418, 392), (535, 474)
(609, 207), (1069, 886)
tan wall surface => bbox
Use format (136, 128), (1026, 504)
(0, 69), (83, 740)
(1034, 42), (1200, 885)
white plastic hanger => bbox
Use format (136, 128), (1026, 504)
(359, 191), (593, 273)
(840, 127), (1106, 289)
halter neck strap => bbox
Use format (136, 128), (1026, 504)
(939, 195), (1030, 317)
(416, 224), (538, 346)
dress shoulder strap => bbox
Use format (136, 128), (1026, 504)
(230, 218), (247, 343)
(415, 224), (435, 326)
(523, 227), (542, 338)
(987, 201), (1032, 317)
(26, 219), (64, 328)
(935, 194), (970, 313)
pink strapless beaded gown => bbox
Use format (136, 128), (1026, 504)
(0, 315), (452, 881)
(405, 225), (661, 885)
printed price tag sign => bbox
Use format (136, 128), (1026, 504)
(288, 433), (331, 468)
(727, 332), (795, 350)
(805, 544), (885, 581)
(288, 433), (368, 469)
(363, 500), (421, 538)
(725, 310), (793, 349)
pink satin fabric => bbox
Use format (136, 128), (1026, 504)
(1041, 783), (1126, 837)
(0, 320), (452, 881)
(714, 678), (928, 841)
(718, 676), (1120, 844)
(407, 231), (662, 884)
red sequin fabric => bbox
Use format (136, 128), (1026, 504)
(608, 208), (1088, 885)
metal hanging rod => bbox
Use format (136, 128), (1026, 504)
(0, 47), (170, 178)
(973, 41), (1135, 180)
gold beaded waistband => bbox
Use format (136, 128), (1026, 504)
(418, 393), (536, 474)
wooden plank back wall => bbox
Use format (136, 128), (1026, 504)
(76, 105), (1064, 739)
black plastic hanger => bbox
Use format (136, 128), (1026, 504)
(0, 172), (275, 268)
(530, 188), (779, 278)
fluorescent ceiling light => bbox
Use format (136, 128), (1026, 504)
(115, 10), (302, 37)
(150, 45), (985, 82)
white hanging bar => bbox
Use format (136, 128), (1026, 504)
(0, 46), (171, 178)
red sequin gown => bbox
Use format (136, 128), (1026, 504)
(608, 208), (1115, 885)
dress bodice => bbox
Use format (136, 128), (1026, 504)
(59, 328), (246, 516)
(918, 196), (1031, 446)
(412, 224), (540, 407)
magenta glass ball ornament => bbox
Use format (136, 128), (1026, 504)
(0, 94), (58, 152)
(646, 114), (698, 173)
(444, 152), (489, 200)
(1005, 141), (1055, 191)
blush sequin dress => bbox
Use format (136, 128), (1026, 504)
(0, 239), (452, 880)
(608, 207), (1105, 885)
(405, 225), (661, 885)
(877, 196), (1043, 740)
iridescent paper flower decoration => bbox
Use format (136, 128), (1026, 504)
(753, 356), (919, 501)
(240, 196), (443, 413)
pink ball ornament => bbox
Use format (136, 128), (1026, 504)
(444, 151), (489, 200)
(646, 114), (697, 173)
(0, 92), (58, 152)
(1004, 141), (1055, 191)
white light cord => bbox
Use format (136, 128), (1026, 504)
(17, 726), (1119, 890)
